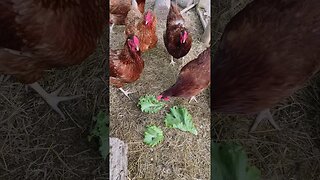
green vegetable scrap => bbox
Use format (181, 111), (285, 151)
(88, 111), (109, 160)
(212, 142), (261, 180)
(138, 95), (166, 113)
(143, 125), (164, 147)
(164, 106), (198, 135)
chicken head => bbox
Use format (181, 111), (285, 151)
(157, 94), (170, 101)
(127, 35), (140, 52)
(180, 30), (188, 44)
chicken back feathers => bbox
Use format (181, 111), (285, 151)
(110, 0), (145, 25)
(110, 0), (131, 25)
(164, 2), (192, 59)
(212, 0), (320, 114)
(159, 47), (210, 99)
(110, 35), (144, 88)
(0, 0), (107, 84)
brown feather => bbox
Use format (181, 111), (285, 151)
(160, 48), (210, 98)
(136, 0), (145, 14)
(0, 1), (24, 51)
(110, 0), (145, 25)
(212, 0), (320, 114)
(109, 37), (144, 89)
(125, 10), (158, 53)
(164, 2), (192, 59)
(0, 0), (106, 84)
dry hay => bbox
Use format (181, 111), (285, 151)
(213, 0), (320, 179)
(110, 0), (210, 179)
(0, 29), (109, 178)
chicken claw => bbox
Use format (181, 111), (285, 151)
(249, 109), (280, 132)
(189, 96), (198, 103)
(119, 88), (135, 99)
(170, 56), (176, 65)
(28, 82), (83, 119)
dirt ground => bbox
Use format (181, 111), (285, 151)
(0, 29), (109, 179)
(213, 0), (320, 179)
(110, 1), (210, 179)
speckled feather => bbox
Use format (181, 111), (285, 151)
(125, 2), (143, 32)
(212, 0), (320, 114)
(0, 0), (106, 84)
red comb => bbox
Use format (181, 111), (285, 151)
(133, 36), (139, 45)
(145, 11), (152, 24)
(183, 31), (188, 39)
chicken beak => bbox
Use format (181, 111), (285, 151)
(183, 39), (186, 43)
(136, 46), (139, 51)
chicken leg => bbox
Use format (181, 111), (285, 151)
(28, 82), (82, 119)
(249, 109), (281, 132)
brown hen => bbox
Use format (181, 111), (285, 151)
(164, 1), (192, 65)
(212, 0), (320, 131)
(110, 0), (145, 32)
(110, 35), (144, 99)
(125, 5), (158, 53)
(0, 0), (106, 119)
(158, 47), (210, 102)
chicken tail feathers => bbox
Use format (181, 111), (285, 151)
(170, 1), (180, 14)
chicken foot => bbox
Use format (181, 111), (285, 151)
(119, 87), (135, 99)
(170, 56), (176, 65)
(249, 109), (281, 132)
(188, 96), (198, 103)
(28, 82), (82, 119)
